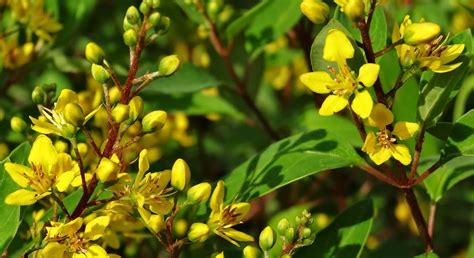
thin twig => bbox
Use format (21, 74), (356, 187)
(411, 160), (442, 186)
(82, 127), (101, 157)
(356, 164), (401, 188)
(51, 193), (71, 218)
(374, 40), (403, 58)
(73, 145), (88, 196)
(408, 126), (426, 180)
(428, 202), (437, 238)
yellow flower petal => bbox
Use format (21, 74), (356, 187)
(299, 72), (333, 94)
(319, 95), (349, 116)
(403, 22), (440, 45)
(351, 90), (373, 118)
(29, 116), (62, 135)
(39, 242), (67, 258)
(368, 103), (393, 129)
(393, 122), (419, 140)
(148, 198), (174, 215)
(85, 244), (108, 258)
(55, 170), (76, 192)
(369, 147), (391, 165)
(390, 144), (412, 165)
(5, 189), (50, 205)
(85, 216), (110, 240)
(4, 163), (33, 188)
(55, 89), (79, 113)
(28, 135), (58, 174)
(134, 149), (149, 188)
(362, 132), (376, 154)
(430, 62), (463, 73)
(228, 203), (251, 223)
(323, 29), (354, 65)
(222, 228), (255, 244)
(357, 64), (380, 87)
(210, 180), (225, 212)
(439, 44), (465, 64)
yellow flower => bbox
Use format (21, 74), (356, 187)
(393, 16), (465, 73)
(334, 0), (366, 21)
(30, 89), (100, 138)
(131, 150), (174, 228)
(4, 135), (80, 205)
(300, 0), (330, 24)
(38, 216), (114, 257)
(0, 39), (35, 69)
(207, 180), (254, 246)
(300, 29), (379, 118)
(362, 104), (419, 165)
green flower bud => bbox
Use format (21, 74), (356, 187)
(126, 6), (140, 24)
(243, 246), (261, 258)
(145, 0), (160, 9)
(403, 22), (441, 45)
(10, 116), (26, 133)
(187, 223), (210, 242)
(85, 42), (105, 64)
(123, 17), (134, 31)
(207, 0), (222, 19)
(128, 96), (144, 123)
(61, 123), (77, 138)
(159, 55), (180, 76)
(139, 2), (151, 15)
(277, 218), (290, 235)
(281, 255), (292, 258)
(285, 227), (295, 242)
(171, 158), (191, 191)
(141, 110), (167, 133)
(302, 238), (314, 246)
(123, 29), (138, 47)
(187, 182), (212, 203)
(32, 86), (47, 105)
(149, 12), (161, 27)
(300, 0), (330, 24)
(157, 16), (170, 34)
(112, 103), (130, 123)
(96, 157), (118, 182)
(259, 226), (275, 251)
(54, 140), (69, 153)
(173, 219), (188, 238)
(64, 103), (85, 127)
(91, 64), (110, 84)
(109, 86), (121, 104)
(302, 227), (311, 238)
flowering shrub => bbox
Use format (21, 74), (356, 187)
(0, 0), (472, 257)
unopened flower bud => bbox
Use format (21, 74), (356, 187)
(174, 219), (188, 237)
(145, 0), (160, 9)
(123, 17), (134, 31)
(149, 12), (161, 27)
(142, 110), (167, 133)
(159, 55), (180, 76)
(91, 64), (110, 84)
(187, 182), (211, 203)
(112, 103), (130, 123)
(187, 223), (209, 242)
(54, 140), (69, 153)
(126, 6), (140, 24)
(300, 0), (330, 24)
(96, 157), (118, 182)
(10, 116), (26, 133)
(207, 0), (222, 19)
(171, 158), (191, 191)
(77, 143), (89, 157)
(109, 86), (121, 104)
(343, 0), (365, 21)
(61, 123), (77, 138)
(149, 214), (165, 233)
(139, 2), (151, 15)
(259, 226), (275, 251)
(285, 227), (296, 242)
(243, 246), (261, 258)
(157, 16), (170, 34)
(403, 22), (440, 45)
(32, 86), (47, 105)
(302, 227), (312, 238)
(64, 103), (85, 127)
(123, 29), (138, 47)
(85, 42), (105, 64)
(128, 96), (144, 123)
(277, 218), (290, 235)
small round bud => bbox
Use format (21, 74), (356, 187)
(109, 86), (121, 104)
(300, 0), (329, 24)
(343, 0), (365, 21)
(112, 103), (130, 123)
(281, 255), (292, 258)
(277, 218), (290, 235)
(259, 226), (275, 251)
(91, 64), (110, 84)
(302, 227), (312, 238)
(54, 140), (69, 153)
(171, 158), (191, 191)
(32, 86), (47, 105)
(403, 22), (441, 45)
(123, 29), (138, 47)
(157, 16), (170, 34)
(145, 0), (160, 9)
(10, 116), (26, 133)
(139, 2), (151, 15)
(159, 55), (180, 76)
(148, 214), (165, 233)
(302, 238), (314, 246)
(285, 227), (296, 242)
(149, 12), (161, 27)
(173, 219), (188, 238)
(61, 123), (77, 138)
(128, 96), (144, 123)
(187, 182), (212, 203)
(77, 143), (89, 157)
(96, 157), (118, 182)
(187, 223), (210, 242)
(85, 42), (105, 64)
(0, 143), (9, 160)
(126, 6), (140, 24)
(142, 110), (167, 133)
(207, 0), (222, 19)
(123, 17), (134, 31)
(64, 103), (85, 127)
(243, 246), (261, 258)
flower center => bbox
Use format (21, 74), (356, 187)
(376, 129), (396, 148)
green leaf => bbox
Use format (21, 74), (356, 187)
(144, 92), (245, 120)
(223, 129), (364, 202)
(310, 19), (366, 72)
(414, 251), (439, 258)
(440, 110), (474, 163)
(0, 142), (31, 254)
(296, 199), (374, 258)
(141, 63), (222, 95)
(175, 0), (204, 24)
(417, 30), (472, 128)
(226, 0), (302, 58)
